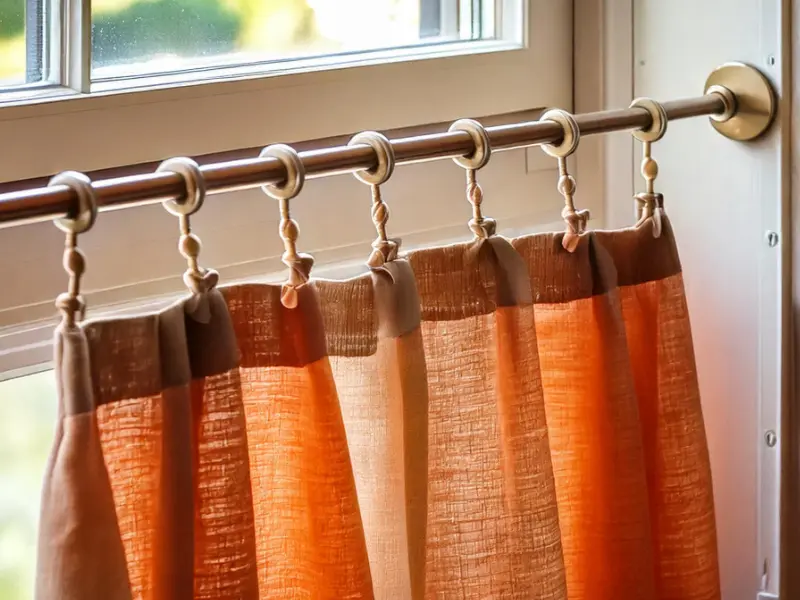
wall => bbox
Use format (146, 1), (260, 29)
(601, 0), (786, 598)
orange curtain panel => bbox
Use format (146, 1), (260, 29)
(35, 217), (719, 599)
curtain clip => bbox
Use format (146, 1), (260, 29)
(348, 131), (401, 278)
(157, 157), (219, 296)
(449, 118), (497, 240)
(260, 143), (312, 309)
(630, 98), (668, 237)
(540, 109), (589, 252)
(49, 171), (98, 328)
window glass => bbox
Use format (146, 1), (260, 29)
(0, 0), (49, 85)
(91, 0), (488, 79)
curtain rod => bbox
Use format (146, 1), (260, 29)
(0, 62), (776, 229)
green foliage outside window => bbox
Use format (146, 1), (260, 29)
(92, 0), (242, 66)
(0, 0), (23, 40)
(0, 0), (322, 79)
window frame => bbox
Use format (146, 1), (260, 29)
(7, 0), (522, 94)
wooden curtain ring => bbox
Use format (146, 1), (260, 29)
(348, 131), (395, 186)
(630, 98), (668, 143)
(540, 109), (580, 158)
(49, 171), (98, 234)
(260, 143), (306, 200)
(157, 157), (206, 217)
(449, 118), (492, 170)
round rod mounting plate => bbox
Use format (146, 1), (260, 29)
(704, 62), (776, 141)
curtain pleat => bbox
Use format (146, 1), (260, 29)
(600, 222), (719, 600)
(317, 259), (428, 600)
(87, 291), (259, 600)
(513, 233), (657, 599)
(35, 218), (720, 600)
(408, 237), (567, 599)
(222, 283), (373, 599)
(35, 325), (132, 600)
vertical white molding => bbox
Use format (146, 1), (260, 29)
(602, 0), (634, 229)
(756, 2), (785, 597)
(572, 0), (604, 224)
(573, 0), (635, 230)
(64, 0), (91, 92)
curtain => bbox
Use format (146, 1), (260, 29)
(35, 216), (720, 600)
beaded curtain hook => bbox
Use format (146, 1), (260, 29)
(630, 98), (668, 237)
(49, 171), (98, 327)
(348, 131), (401, 272)
(448, 118), (497, 239)
(540, 109), (589, 253)
(157, 157), (219, 294)
(260, 143), (312, 309)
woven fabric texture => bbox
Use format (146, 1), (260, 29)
(35, 217), (719, 600)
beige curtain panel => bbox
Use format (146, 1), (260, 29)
(36, 216), (720, 599)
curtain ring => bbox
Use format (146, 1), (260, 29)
(49, 171), (98, 326)
(348, 131), (400, 273)
(540, 109), (580, 158)
(350, 131), (395, 185)
(449, 118), (496, 239)
(261, 143), (305, 201)
(157, 157), (219, 295)
(630, 98), (668, 237)
(159, 156), (206, 216)
(449, 118), (491, 170)
(630, 97), (668, 143)
(539, 109), (589, 252)
(52, 171), (98, 235)
(260, 143), (313, 309)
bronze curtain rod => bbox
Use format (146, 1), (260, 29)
(0, 63), (777, 229)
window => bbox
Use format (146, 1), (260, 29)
(0, 0), (53, 86)
(1, 0), (521, 93)
(91, 0), (491, 81)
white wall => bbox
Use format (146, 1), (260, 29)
(603, 1), (785, 598)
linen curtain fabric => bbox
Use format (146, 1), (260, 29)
(35, 216), (720, 599)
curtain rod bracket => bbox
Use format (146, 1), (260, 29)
(704, 62), (776, 141)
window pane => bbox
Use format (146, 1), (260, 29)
(92, 0), (491, 79)
(0, 0), (49, 86)
(0, 371), (57, 599)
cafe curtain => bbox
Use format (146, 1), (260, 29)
(35, 215), (720, 600)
